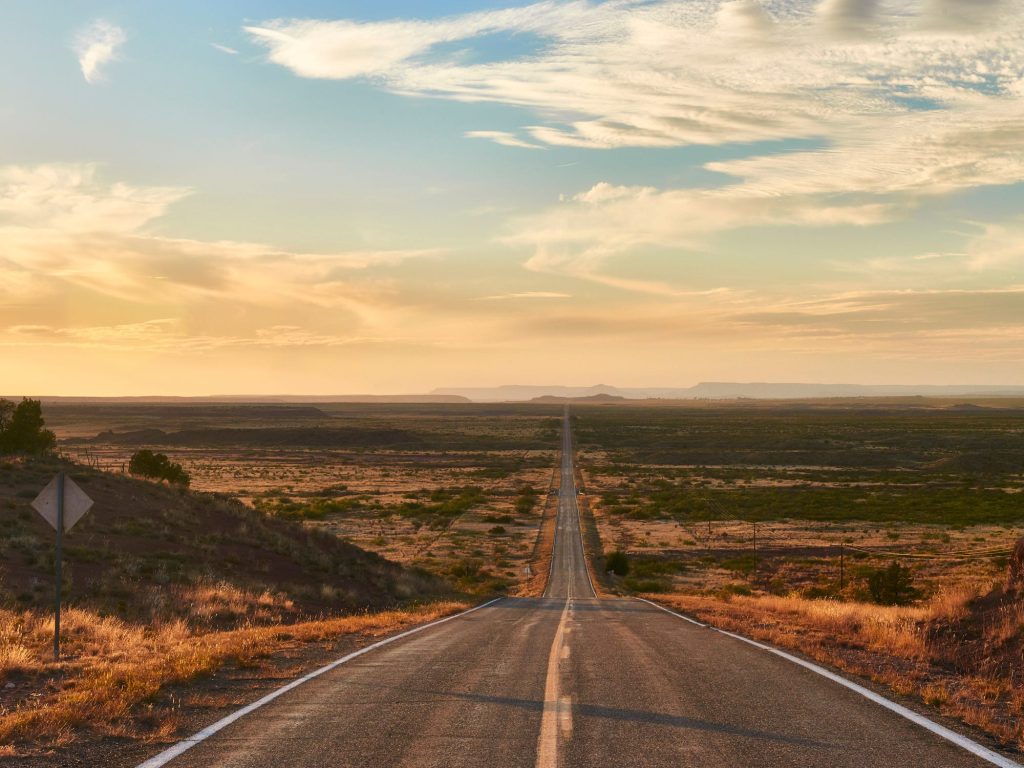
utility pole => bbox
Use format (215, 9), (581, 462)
(752, 521), (757, 575)
(839, 543), (845, 592)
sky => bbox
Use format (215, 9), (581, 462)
(2, 0), (1024, 395)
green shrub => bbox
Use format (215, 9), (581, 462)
(867, 561), (919, 605)
(604, 550), (630, 576)
(396, 486), (485, 528)
(0, 398), (56, 454)
(802, 585), (837, 600)
(720, 554), (757, 575)
(515, 487), (539, 515)
(259, 496), (363, 520)
(128, 450), (191, 486)
(623, 577), (668, 593)
(717, 582), (752, 598)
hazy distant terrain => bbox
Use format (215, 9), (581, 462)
(434, 383), (1024, 401)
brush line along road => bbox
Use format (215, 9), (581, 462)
(140, 412), (1017, 768)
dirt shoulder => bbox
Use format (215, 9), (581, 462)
(649, 590), (1024, 756)
(3, 601), (470, 766)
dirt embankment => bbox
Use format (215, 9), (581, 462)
(0, 456), (446, 625)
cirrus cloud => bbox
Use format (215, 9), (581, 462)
(74, 20), (125, 84)
(246, 1), (1024, 298)
(0, 164), (444, 352)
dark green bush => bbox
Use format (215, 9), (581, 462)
(515, 487), (539, 515)
(867, 561), (919, 605)
(0, 398), (56, 454)
(128, 449), (191, 486)
(622, 577), (667, 593)
(604, 549), (630, 576)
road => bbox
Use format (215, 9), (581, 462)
(146, 412), (1015, 768)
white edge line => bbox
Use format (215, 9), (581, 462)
(636, 597), (1022, 768)
(571, 487), (597, 597)
(542, 440), (562, 598)
(134, 598), (503, 768)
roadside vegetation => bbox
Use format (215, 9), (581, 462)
(656, 576), (1024, 751)
(128, 449), (191, 486)
(0, 399), (55, 455)
(54, 403), (561, 597)
(0, 600), (467, 754)
(0, 402), (565, 757)
(0, 450), (456, 756)
(573, 403), (1024, 752)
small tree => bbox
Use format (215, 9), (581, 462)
(0, 398), (56, 454)
(128, 449), (190, 486)
(0, 399), (12, 432)
(867, 561), (918, 606)
(605, 550), (630, 576)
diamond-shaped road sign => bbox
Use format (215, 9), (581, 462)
(32, 474), (94, 532)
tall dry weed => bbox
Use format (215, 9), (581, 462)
(0, 601), (467, 750)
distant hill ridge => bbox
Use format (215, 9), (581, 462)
(432, 383), (1024, 402)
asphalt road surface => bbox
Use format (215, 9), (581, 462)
(146, 412), (1016, 768)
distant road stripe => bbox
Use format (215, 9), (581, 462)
(564, 413), (596, 598)
(636, 597), (1022, 768)
(134, 598), (503, 768)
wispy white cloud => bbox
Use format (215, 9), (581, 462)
(0, 164), (443, 350)
(249, 1), (1024, 148)
(716, 0), (776, 40)
(211, 43), (239, 55)
(507, 181), (892, 293)
(246, 1), (1024, 297)
(465, 130), (544, 150)
(245, 2), (608, 80)
(0, 319), (409, 353)
(0, 164), (187, 232)
(734, 287), (1024, 353)
(816, 0), (879, 38)
(74, 20), (125, 84)
(923, 0), (1004, 31)
(477, 291), (571, 300)
(965, 218), (1024, 271)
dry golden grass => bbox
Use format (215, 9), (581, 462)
(654, 587), (1024, 751)
(0, 600), (467, 750)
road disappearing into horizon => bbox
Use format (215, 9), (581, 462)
(140, 411), (1018, 768)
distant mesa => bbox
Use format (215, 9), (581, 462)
(431, 383), (1024, 402)
(12, 387), (1024, 406)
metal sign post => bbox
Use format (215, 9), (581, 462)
(31, 471), (93, 661)
(55, 472), (64, 660)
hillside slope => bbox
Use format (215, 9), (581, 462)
(0, 456), (446, 628)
